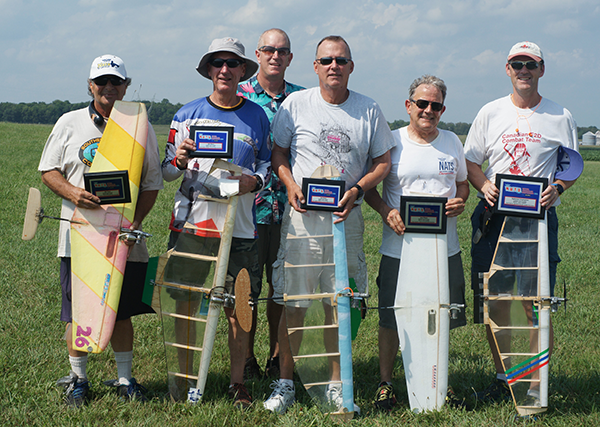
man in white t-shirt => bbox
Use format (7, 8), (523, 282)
(263, 35), (395, 414)
(464, 41), (579, 403)
(365, 75), (470, 411)
(38, 55), (163, 407)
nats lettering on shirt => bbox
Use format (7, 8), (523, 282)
(501, 131), (542, 176)
(438, 157), (456, 175)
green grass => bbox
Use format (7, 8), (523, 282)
(1, 121), (600, 426)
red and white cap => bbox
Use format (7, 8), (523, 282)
(507, 41), (543, 62)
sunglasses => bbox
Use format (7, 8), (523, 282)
(509, 61), (542, 70)
(316, 57), (351, 66)
(258, 45), (291, 56)
(208, 58), (245, 68)
(93, 76), (125, 86)
(410, 99), (444, 112)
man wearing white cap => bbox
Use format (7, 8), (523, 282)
(464, 41), (581, 403)
(162, 37), (270, 408)
(39, 54), (163, 407)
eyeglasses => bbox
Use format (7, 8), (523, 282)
(208, 58), (245, 68)
(509, 61), (542, 70)
(258, 45), (291, 56)
(316, 57), (351, 66)
(410, 99), (444, 112)
(93, 76), (125, 86)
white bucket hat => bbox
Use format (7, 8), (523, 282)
(196, 37), (258, 81)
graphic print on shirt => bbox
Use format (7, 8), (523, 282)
(78, 137), (101, 167)
(317, 124), (352, 174)
(502, 131), (542, 176)
(438, 157), (456, 176)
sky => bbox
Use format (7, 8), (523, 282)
(2, 0), (599, 126)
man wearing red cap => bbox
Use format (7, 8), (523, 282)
(464, 41), (581, 403)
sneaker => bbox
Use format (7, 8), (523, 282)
(325, 383), (360, 414)
(228, 383), (253, 409)
(120, 378), (148, 402)
(243, 356), (262, 381)
(445, 386), (472, 411)
(473, 378), (511, 403)
(263, 380), (295, 414)
(374, 382), (397, 412)
(264, 356), (280, 379)
(56, 371), (90, 408)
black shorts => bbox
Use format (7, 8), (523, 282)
(60, 257), (154, 323)
(376, 253), (467, 330)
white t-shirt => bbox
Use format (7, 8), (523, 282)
(38, 107), (163, 260)
(380, 127), (468, 258)
(464, 95), (578, 204)
(272, 87), (395, 188)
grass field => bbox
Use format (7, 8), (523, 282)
(1, 121), (599, 426)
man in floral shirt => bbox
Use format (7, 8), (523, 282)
(238, 28), (304, 380)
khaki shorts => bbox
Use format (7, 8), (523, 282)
(272, 204), (367, 308)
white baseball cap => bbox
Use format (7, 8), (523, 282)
(89, 54), (128, 80)
(507, 41), (543, 62)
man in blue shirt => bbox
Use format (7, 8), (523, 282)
(238, 28), (304, 380)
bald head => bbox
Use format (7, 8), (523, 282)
(258, 28), (291, 50)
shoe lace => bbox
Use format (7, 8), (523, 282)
(269, 380), (292, 398)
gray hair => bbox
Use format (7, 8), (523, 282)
(87, 77), (132, 97)
(315, 35), (352, 59)
(408, 75), (447, 102)
(258, 28), (291, 50)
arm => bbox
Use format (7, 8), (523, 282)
(272, 143), (305, 213)
(446, 180), (469, 217)
(364, 186), (405, 235)
(41, 169), (101, 209)
(334, 150), (392, 223)
(466, 159), (498, 206)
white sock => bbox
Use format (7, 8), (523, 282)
(114, 350), (133, 385)
(527, 388), (540, 399)
(496, 373), (507, 382)
(69, 355), (88, 380)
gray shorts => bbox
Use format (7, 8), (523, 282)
(377, 252), (466, 330)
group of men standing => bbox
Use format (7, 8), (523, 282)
(39, 28), (578, 415)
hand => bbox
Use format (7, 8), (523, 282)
(383, 207), (405, 235)
(70, 187), (101, 209)
(175, 138), (195, 170)
(227, 174), (256, 196)
(287, 182), (306, 213)
(333, 188), (359, 223)
(445, 197), (465, 217)
(541, 184), (560, 209)
(481, 181), (499, 206)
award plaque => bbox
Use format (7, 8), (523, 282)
(84, 170), (131, 204)
(400, 196), (447, 234)
(189, 125), (234, 158)
(300, 178), (345, 212)
(495, 174), (547, 219)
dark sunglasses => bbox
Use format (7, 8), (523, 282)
(208, 58), (245, 68)
(410, 99), (444, 112)
(316, 57), (351, 66)
(258, 45), (291, 56)
(509, 60), (542, 70)
(93, 76), (125, 86)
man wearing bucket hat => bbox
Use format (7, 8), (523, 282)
(39, 54), (163, 407)
(162, 37), (270, 408)
(464, 41), (582, 403)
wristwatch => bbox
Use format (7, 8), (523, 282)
(253, 174), (263, 193)
(552, 183), (564, 195)
(352, 183), (364, 202)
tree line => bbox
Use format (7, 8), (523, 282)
(0, 100), (596, 138)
